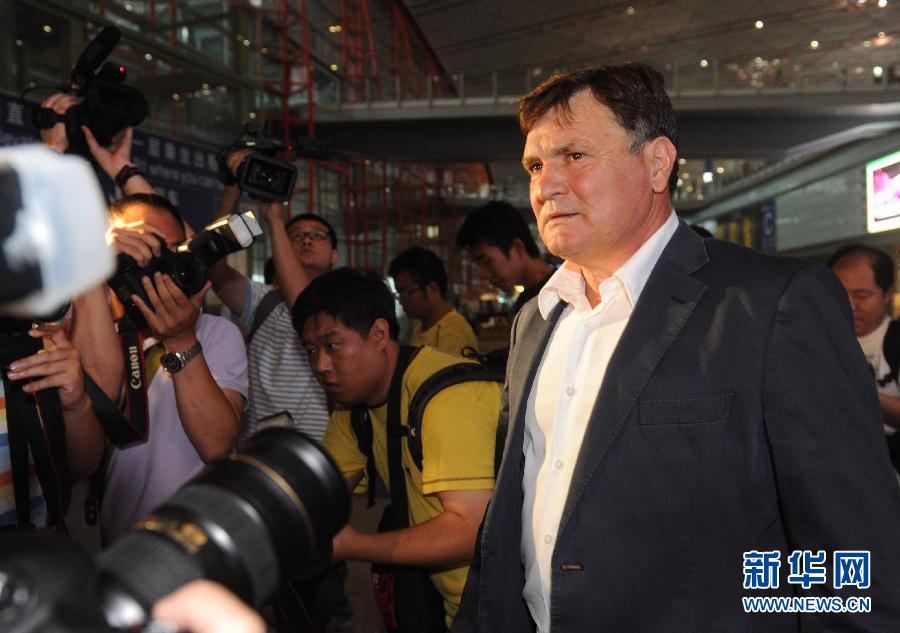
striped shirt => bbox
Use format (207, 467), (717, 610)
(0, 381), (47, 528)
(234, 280), (330, 446)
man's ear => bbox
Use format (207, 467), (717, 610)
(368, 318), (391, 349)
(645, 136), (677, 195)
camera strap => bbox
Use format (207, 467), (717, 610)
(1, 333), (70, 530)
(110, 315), (153, 446)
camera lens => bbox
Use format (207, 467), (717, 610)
(96, 428), (349, 626)
(168, 253), (207, 296)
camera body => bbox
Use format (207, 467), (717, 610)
(217, 124), (298, 202)
(108, 211), (262, 328)
(30, 26), (148, 157)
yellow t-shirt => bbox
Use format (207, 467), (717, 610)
(408, 310), (479, 358)
(322, 346), (501, 626)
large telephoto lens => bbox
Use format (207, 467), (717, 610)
(95, 428), (349, 628)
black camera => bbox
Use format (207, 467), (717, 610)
(30, 26), (149, 157)
(108, 211), (263, 328)
(217, 124), (298, 202)
(0, 427), (350, 633)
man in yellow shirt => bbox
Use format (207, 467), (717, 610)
(293, 268), (501, 630)
(389, 247), (479, 357)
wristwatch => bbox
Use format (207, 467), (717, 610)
(160, 341), (203, 374)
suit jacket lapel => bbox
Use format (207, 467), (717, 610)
(558, 222), (710, 534)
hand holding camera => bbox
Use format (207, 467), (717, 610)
(6, 324), (88, 414)
(132, 272), (210, 350)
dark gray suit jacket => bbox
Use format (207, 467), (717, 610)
(453, 222), (900, 632)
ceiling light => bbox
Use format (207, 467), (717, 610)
(202, 82), (210, 90)
(874, 65), (884, 78)
(863, 40), (872, 47)
(144, 52), (153, 61)
(626, 6), (635, 15)
(125, 3), (133, 11)
(686, 185), (694, 193)
(172, 93), (180, 101)
(703, 171), (714, 183)
(330, 63), (339, 71)
(716, 166), (725, 174)
(878, 0), (887, 7)
(754, 20), (764, 29)
(855, 66), (865, 74)
(681, 172), (690, 179)
(810, 40), (819, 49)
(855, 0), (867, 5)
(42, 24), (52, 33)
(697, 193), (704, 200)
(243, 39), (250, 46)
(15, 39), (23, 46)
(700, 59), (709, 68)
(678, 158), (687, 165)
(677, 178), (683, 187)
(878, 31), (886, 38)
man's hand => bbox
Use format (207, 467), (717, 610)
(153, 580), (265, 633)
(332, 523), (360, 562)
(83, 124), (133, 180)
(261, 200), (287, 225)
(107, 223), (167, 266)
(132, 273), (210, 350)
(39, 93), (78, 153)
(6, 324), (90, 414)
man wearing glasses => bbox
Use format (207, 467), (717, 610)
(210, 187), (339, 445)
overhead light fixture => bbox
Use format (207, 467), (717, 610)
(626, 6), (635, 15)
(202, 82), (210, 90)
(42, 24), (52, 33)
(810, 40), (819, 49)
(874, 65), (884, 78)
(248, 112), (257, 119)
(330, 63), (339, 71)
(678, 157), (687, 165)
(702, 171), (714, 183)
(716, 166), (725, 174)
(878, 31), (886, 38)
(172, 93), (180, 101)
(144, 52), (153, 61)
(15, 39), (23, 46)
(863, 40), (872, 47)
(700, 59), (709, 68)
(855, 0), (867, 5)
(243, 39), (250, 47)
(878, 0), (887, 7)
(677, 178), (684, 187)
(755, 20), (764, 29)
(125, 3), (133, 11)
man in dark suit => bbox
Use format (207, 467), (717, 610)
(452, 64), (900, 632)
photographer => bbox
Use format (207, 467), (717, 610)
(209, 149), (337, 445)
(95, 193), (248, 543)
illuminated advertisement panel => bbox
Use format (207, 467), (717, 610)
(867, 149), (900, 234)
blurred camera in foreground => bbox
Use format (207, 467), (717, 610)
(0, 427), (350, 632)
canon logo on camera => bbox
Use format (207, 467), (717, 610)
(128, 344), (141, 389)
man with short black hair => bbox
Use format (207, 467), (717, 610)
(294, 268), (501, 629)
(388, 247), (479, 357)
(828, 243), (900, 471)
(456, 201), (553, 314)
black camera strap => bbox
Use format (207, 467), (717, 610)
(1, 333), (70, 530)
(111, 315), (152, 446)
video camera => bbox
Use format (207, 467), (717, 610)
(30, 25), (149, 157)
(108, 211), (263, 329)
(0, 426), (350, 633)
(216, 123), (298, 203)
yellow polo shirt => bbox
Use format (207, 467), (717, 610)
(408, 310), (479, 358)
(322, 346), (501, 626)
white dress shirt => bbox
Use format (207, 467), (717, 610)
(521, 211), (679, 632)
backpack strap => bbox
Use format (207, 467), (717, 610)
(405, 363), (505, 473)
(349, 345), (420, 509)
(882, 319), (900, 387)
(248, 289), (282, 341)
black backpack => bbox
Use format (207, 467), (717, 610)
(349, 349), (506, 508)
(348, 345), (504, 633)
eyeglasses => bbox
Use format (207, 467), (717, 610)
(289, 229), (331, 242)
(394, 286), (424, 299)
